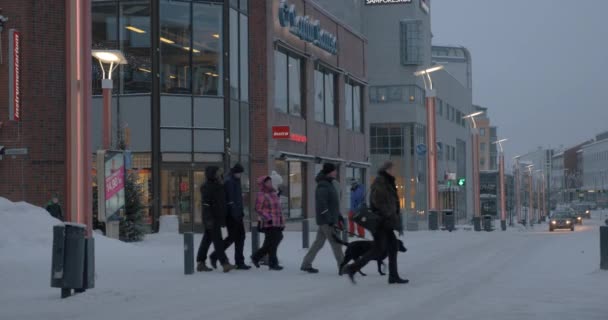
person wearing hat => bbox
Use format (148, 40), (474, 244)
(349, 179), (366, 237)
(46, 195), (64, 221)
(300, 163), (345, 274)
(210, 163), (251, 270)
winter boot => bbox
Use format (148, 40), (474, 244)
(251, 255), (261, 268)
(236, 264), (252, 270)
(388, 276), (409, 284)
(222, 263), (236, 273)
(209, 254), (218, 269)
(300, 266), (319, 274)
(269, 265), (284, 271)
(197, 261), (212, 272)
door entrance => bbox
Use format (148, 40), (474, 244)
(161, 166), (218, 233)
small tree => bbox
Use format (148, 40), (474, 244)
(120, 172), (146, 242)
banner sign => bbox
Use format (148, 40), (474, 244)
(272, 126), (290, 139)
(97, 150), (126, 222)
(365, 0), (412, 4)
(278, 0), (338, 55)
(8, 29), (21, 121)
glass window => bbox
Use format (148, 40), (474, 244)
(119, 1), (151, 94)
(479, 128), (486, 136)
(274, 50), (288, 113)
(92, 1), (118, 95)
(314, 70), (324, 122)
(274, 160), (304, 219)
(400, 20), (423, 65)
(480, 142), (486, 152)
(160, 0), (191, 94)
(192, 2), (222, 96)
(239, 14), (249, 102)
(353, 85), (362, 132)
(345, 83), (353, 130)
(289, 56), (301, 116)
(324, 72), (335, 125)
(229, 9), (238, 99)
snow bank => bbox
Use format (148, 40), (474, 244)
(0, 197), (60, 249)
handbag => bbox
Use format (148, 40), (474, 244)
(352, 202), (382, 233)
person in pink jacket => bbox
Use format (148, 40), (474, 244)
(251, 176), (285, 271)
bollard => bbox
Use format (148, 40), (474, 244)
(501, 220), (507, 231)
(183, 232), (194, 275)
(82, 237), (95, 290)
(428, 211), (439, 231)
(302, 219), (310, 249)
(473, 217), (481, 231)
(601, 225), (608, 270)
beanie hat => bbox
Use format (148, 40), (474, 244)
(321, 163), (337, 175)
(231, 163), (244, 174)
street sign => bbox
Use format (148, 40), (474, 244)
(272, 126), (290, 139)
(4, 148), (28, 155)
(416, 144), (427, 156)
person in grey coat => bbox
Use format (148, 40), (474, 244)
(300, 163), (345, 274)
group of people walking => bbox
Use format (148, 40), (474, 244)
(196, 161), (407, 285)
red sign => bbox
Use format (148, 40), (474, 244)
(290, 134), (307, 143)
(9, 30), (21, 121)
(272, 126), (290, 139)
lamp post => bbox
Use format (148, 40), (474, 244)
(414, 65), (445, 219)
(527, 164), (534, 227)
(493, 138), (508, 230)
(514, 156), (521, 224)
(536, 169), (543, 223)
(463, 110), (485, 231)
(92, 50), (127, 150)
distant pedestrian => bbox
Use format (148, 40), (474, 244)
(251, 176), (285, 271)
(348, 180), (366, 237)
(343, 161), (408, 284)
(210, 163), (251, 270)
(196, 166), (236, 273)
(46, 196), (63, 221)
(300, 163), (345, 274)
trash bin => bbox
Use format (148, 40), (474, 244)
(428, 211), (439, 231)
(601, 225), (608, 270)
(51, 223), (86, 298)
(483, 215), (494, 232)
(443, 210), (455, 232)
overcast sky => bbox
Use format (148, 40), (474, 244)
(432, 0), (608, 160)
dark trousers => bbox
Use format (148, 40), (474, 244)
(196, 225), (228, 265)
(252, 227), (283, 267)
(350, 227), (400, 278)
(211, 216), (246, 265)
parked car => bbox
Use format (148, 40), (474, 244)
(550, 210), (575, 232)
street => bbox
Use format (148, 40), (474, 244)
(1, 200), (606, 320)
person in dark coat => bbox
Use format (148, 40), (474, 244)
(300, 163), (345, 274)
(210, 163), (251, 270)
(46, 196), (64, 221)
(196, 166), (235, 273)
(343, 161), (408, 284)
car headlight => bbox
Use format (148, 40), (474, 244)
(566, 220), (571, 224)
(586, 210), (590, 214)
(551, 221), (556, 225)
(577, 217), (582, 220)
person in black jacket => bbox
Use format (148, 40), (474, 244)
(300, 163), (345, 274)
(343, 161), (408, 284)
(210, 163), (251, 270)
(196, 166), (235, 273)
(46, 196), (64, 221)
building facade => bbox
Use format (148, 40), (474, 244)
(472, 105), (498, 171)
(249, 0), (369, 223)
(580, 138), (608, 206)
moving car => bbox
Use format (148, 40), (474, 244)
(571, 204), (591, 219)
(550, 210), (575, 232)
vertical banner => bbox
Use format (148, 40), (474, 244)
(97, 150), (126, 222)
(8, 29), (21, 121)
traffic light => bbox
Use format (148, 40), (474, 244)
(447, 181), (452, 187)
(458, 178), (466, 186)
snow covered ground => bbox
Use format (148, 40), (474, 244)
(1, 197), (607, 320)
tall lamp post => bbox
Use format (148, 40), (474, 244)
(414, 65), (445, 219)
(92, 50), (127, 150)
(526, 164), (534, 227)
(493, 138), (508, 230)
(463, 110), (485, 231)
(514, 156), (521, 225)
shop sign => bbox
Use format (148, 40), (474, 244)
(290, 134), (307, 143)
(272, 126), (290, 139)
(97, 150), (126, 222)
(365, 0), (412, 4)
(420, 0), (430, 13)
(8, 29), (21, 121)
(278, 0), (338, 55)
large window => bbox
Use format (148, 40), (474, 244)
(160, 0), (222, 95)
(345, 82), (363, 132)
(369, 85), (424, 104)
(400, 19), (423, 66)
(314, 67), (336, 125)
(274, 50), (302, 116)
(371, 126), (403, 156)
(274, 160), (304, 219)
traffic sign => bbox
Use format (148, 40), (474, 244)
(416, 144), (427, 156)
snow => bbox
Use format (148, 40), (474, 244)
(1, 197), (607, 320)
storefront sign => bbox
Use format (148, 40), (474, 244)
(97, 150), (126, 222)
(8, 29), (21, 121)
(272, 126), (291, 139)
(365, 0), (412, 4)
(420, 0), (430, 13)
(290, 134), (307, 143)
(278, 0), (338, 55)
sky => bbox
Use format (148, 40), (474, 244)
(431, 0), (608, 160)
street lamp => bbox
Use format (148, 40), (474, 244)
(493, 138), (508, 230)
(92, 50), (127, 150)
(526, 164), (534, 227)
(536, 169), (543, 223)
(513, 156), (521, 225)
(463, 110), (485, 231)
(414, 64), (445, 219)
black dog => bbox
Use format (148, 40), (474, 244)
(334, 235), (407, 276)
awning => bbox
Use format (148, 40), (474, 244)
(276, 151), (316, 162)
(347, 161), (372, 168)
(316, 156), (345, 164)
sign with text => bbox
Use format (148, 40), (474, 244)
(420, 0), (430, 13)
(272, 126), (290, 139)
(278, 0), (338, 55)
(97, 150), (126, 222)
(8, 29), (21, 121)
(365, 0), (412, 4)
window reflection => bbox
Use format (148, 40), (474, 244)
(119, 1), (151, 93)
(193, 3), (222, 96)
(160, 0), (191, 94)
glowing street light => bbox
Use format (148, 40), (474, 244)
(463, 110), (485, 231)
(493, 138), (508, 230)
